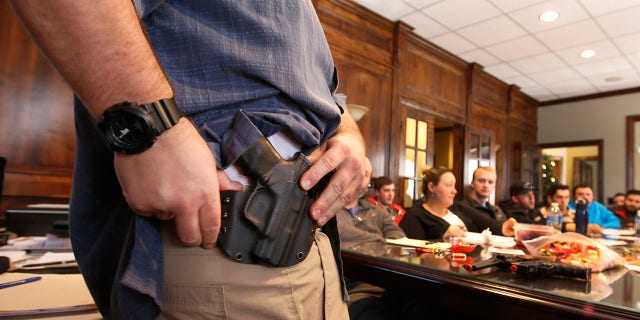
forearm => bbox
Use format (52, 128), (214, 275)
(9, 0), (172, 117)
(335, 110), (365, 147)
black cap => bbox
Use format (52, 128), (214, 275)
(509, 181), (537, 196)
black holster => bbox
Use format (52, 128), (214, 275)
(217, 136), (329, 267)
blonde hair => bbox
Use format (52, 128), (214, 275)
(472, 166), (496, 181)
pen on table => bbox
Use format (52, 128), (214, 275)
(0, 276), (42, 290)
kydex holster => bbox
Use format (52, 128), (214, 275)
(217, 136), (330, 267)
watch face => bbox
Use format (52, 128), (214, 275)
(99, 105), (157, 154)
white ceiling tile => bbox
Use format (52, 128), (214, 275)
(421, 0), (501, 30)
(501, 75), (540, 88)
(613, 33), (640, 55)
(555, 40), (622, 65)
(627, 52), (640, 69)
(488, 0), (544, 13)
(589, 69), (640, 89)
(509, 0), (590, 33)
(353, 0), (414, 21)
(403, 0), (441, 10)
(430, 32), (477, 54)
(458, 49), (501, 66)
(519, 86), (558, 100)
(596, 6), (640, 37)
(535, 19), (607, 51)
(402, 11), (448, 38)
(457, 15), (527, 47)
(579, 0), (640, 17)
(573, 57), (634, 77)
(509, 52), (566, 74)
(528, 67), (582, 84)
(546, 78), (597, 97)
(484, 35), (548, 61)
(484, 63), (521, 79)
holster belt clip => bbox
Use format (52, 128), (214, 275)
(217, 136), (330, 267)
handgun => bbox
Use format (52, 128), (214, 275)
(464, 255), (591, 281)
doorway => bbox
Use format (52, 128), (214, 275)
(398, 107), (462, 208)
(539, 140), (603, 202)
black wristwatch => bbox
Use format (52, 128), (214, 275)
(97, 97), (183, 154)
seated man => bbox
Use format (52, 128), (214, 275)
(613, 190), (640, 228)
(540, 184), (576, 232)
(499, 181), (545, 224)
(337, 196), (405, 320)
(368, 176), (406, 224)
(608, 192), (626, 212)
(337, 196), (406, 249)
(450, 166), (507, 234)
(569, 185), (621, 233)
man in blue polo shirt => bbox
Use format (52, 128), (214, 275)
(569, 185), (620, 233)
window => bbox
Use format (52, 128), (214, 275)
(401, 117), (430, 207)
(467, 133), (492, 183)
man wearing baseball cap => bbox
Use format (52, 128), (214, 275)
(499, 181), (545, 224)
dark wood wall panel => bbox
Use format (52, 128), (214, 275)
(316, 0), (394, 66)
(399, 39), (467, 121)
(470, 66), (509, 114)
(1, 0), (75, 216)
(317, 0), (396, 177)
(331, 46), (394, 178)
(510, 89), (539, 125)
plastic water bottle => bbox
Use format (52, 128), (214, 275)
(546, 202), (562, 231)
(575, 199), (589, 235)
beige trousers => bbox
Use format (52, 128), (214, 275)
(159, 224), (348, 320)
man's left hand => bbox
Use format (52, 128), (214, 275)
(301, 112), (369, 226)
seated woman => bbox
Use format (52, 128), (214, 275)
(399, 166), (516, 241)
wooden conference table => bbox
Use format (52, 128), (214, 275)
(341, 241), (640, 320)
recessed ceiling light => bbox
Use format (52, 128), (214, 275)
(539, 10), (559, 22)
(580, 49), (596, 59)
(604, 76), (623, 82)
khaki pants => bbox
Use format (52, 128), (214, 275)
(159, 224), (348, 320)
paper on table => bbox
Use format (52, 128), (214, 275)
(0, 235), (72, 253)
(386, 237), (432, 248)
(0, 272), (96, 317)
(0, 251), (28, 263)
(26, 203), (70, 210)
(15, 252), (77, 271)
(602, 229), (636, 236)
(489, 247), (526, 255)
(0, 237), (46, 251)
(464, 232), (516, 248)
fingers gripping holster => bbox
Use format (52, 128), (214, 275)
(217, 136), (329, 267)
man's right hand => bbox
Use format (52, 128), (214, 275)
(114, 118), (242, 249)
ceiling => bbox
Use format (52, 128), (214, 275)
(352, 0), (640, 103)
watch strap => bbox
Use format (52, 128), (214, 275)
(144, 98), (183, 132)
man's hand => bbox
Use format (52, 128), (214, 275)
(114, 118), (242, 249)
(501, 218), (517, 237)
(587, 223), (604, 235)
(301, 112), (369, 226)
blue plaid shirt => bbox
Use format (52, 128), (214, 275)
(70, 1), (342, 318)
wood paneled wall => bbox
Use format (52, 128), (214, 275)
(0, 0), (538, 213)
(1, 1), (74, 215)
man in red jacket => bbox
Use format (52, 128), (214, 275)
(368, 177), (405, 224)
